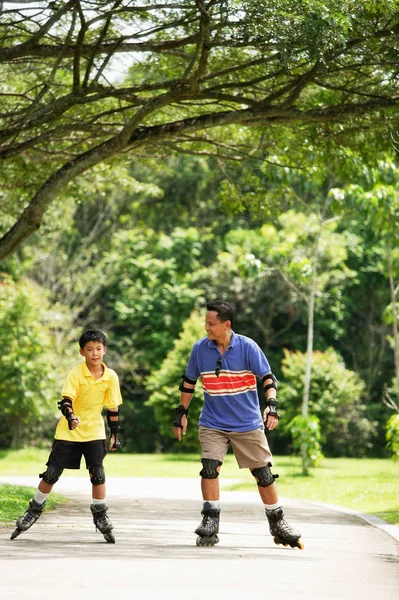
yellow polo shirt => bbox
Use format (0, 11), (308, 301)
(55, 362), (122, 442)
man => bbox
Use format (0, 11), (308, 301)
(173, 300), (303, 549)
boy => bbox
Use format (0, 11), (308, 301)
(11, 329), (123, 544)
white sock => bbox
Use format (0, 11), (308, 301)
(34, 490), (49, 505)
(92, 497), (106, 506)
(205, 501), (220, 509)
(264, 502), (280, 511)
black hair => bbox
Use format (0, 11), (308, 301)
(79, 329), (107, 349)
(206, 300), (235, 328)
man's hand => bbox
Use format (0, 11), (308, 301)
(173, 414), (188, 441)
(263, 406), (278, 431)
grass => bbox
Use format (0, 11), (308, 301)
(0, 449), (398, 526)
(0, 484), (65, 523)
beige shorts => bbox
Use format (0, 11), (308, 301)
(198, 425), (273, 469)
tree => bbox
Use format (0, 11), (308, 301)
(0, 274), (60, 448)
(146, 311), (205, 452)
(332, 164), (399, 404)
(278, 348), (375, 458)
(1, 0), (399, 259)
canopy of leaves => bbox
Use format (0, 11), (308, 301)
(1, 0), (399, 257)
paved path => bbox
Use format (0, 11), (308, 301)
(0, 476), (398, 600)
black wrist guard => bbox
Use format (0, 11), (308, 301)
(58, 398), (78, 429)
(172, 405), (189, 428)
(107, 410), (124, 450)
(266, 399), (279, 419)
(58, 398), (73, 416)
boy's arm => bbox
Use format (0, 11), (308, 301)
(58, 397), (80, 430)
(104, 371), (123, 450)
(107, 408), (123, 451)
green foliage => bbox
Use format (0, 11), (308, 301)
(287, 414), (323, 474)
(386, 414), (399, 459)
(278, 348), (375, 456)
(146, 312), (205, 452)
(0, 484), (64, 523)
(0, 275), (59, 448)
(1, 1), (399, 259)
(107, 227), (207, 370)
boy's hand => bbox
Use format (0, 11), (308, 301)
(109, 434), (118, 451)
(67, 413), (80, 430)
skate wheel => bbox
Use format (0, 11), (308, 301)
(273, 536), (304, 550)
(10, 529), (22, 540)
(104, 532), (115, 544)
(273, 537), (289, 547)
(196, 535), (219, 547)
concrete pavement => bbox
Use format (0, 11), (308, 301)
(0, 475), (398, 600)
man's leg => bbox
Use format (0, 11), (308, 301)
(201, 466), (221, 501)
(253, 478), (279, 505)
(251, 465), (303, 549)
(196, 462), (222, 546)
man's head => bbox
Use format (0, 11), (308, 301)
(205, 300), (234, 340)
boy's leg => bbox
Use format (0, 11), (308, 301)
(85, 441), (115, 543)
(85, 441), (107, 501)
(11, 454), (64, 540)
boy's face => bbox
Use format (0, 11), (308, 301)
(80, 341), (106, 366)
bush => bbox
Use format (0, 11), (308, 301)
(386, 413), (399, 459)
(0, 275), (59, 448)
(278, 348), (375, 457)
(146, 312), (205, 452)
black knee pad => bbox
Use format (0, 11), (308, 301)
(40, 465), (63, 484)
(199, 458), (222, 479)
(90, 465), (106, 485)
(251, 463), (278, 487)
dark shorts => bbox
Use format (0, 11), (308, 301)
(47, 439), (107, 470)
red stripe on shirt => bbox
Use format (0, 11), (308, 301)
(202, 370), (257, 396)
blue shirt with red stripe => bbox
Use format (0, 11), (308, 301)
(185, 331), (272, 432)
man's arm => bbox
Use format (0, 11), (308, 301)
(262, 373), (279, 431)
(172, 375), (197, 441)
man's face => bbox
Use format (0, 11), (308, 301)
(205, 311), (230, 340)
(80, 341), (106, 366)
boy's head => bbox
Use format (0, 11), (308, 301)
(79, 329), (107, 349)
